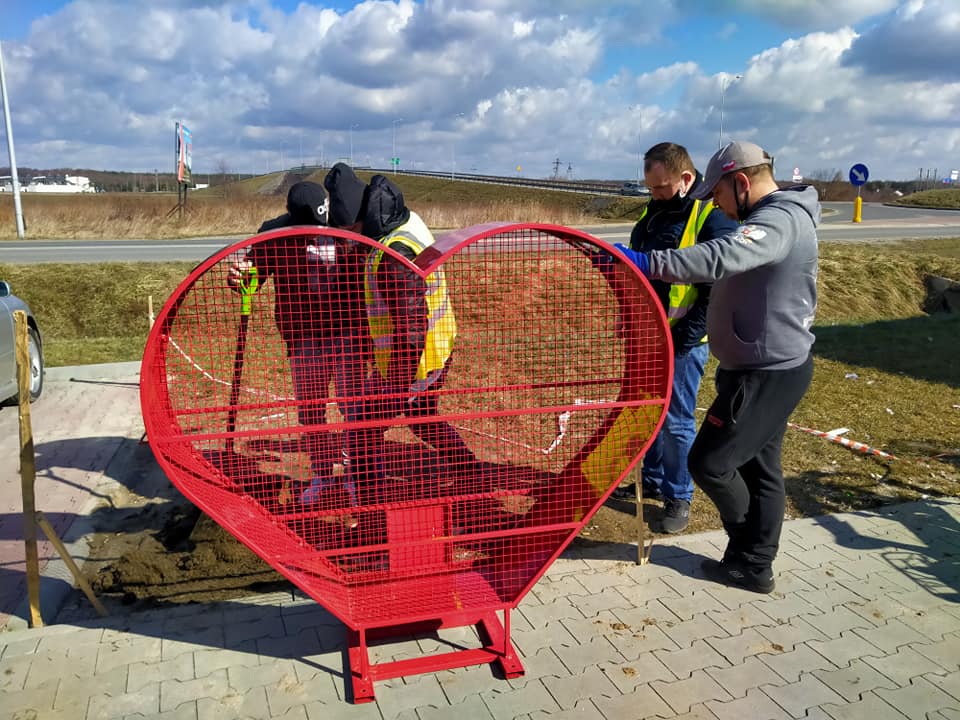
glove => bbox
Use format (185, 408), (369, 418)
(614, 243), (650, 277)
(588, 248), (615, 272)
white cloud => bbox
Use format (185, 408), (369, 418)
(0, 0), (957, 180)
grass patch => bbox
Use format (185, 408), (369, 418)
(891, 188), (960, 209)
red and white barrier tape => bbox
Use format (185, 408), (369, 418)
(788, 422), (898, 461)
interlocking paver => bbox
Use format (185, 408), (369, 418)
(895, 607), (960, 641)
(754, 616), (828, 651)
(612, 600), (683, 633)
(438, 664), (502, 704)
(874, 676), (960, 720)
(760, 644), (836, 683)
(554, 636), (623, 674)
(619, 576), (683, 606)
(807, 631), (884, 667)
(707, 628), (780, 666)
(592, 682), (673, 719)
(797, 606), (873, 636)
(861, 646), (946, 686)
(512, 621), (577, 656)
(542, 665), (619, 709)
(530, 573), (588, 604)
(97, 636), (163, 674)
(707, 687), (792, 720)
(597, 653), (676, 693)
(605, 622), (677, 660)
(577, 566), (637, 594)
(0, 677), (59, 719)
(705, 655), (785, 699)
(753, 594), (819, 623)
(913, 632), (960, 672)
(664, 613), (729, 649)
(707, 603), (772, 633)
(88, 680), (160, 719)
(303, 695), (385, 720)
(376, 675), (448, 720)
(128, 653), (195, 692)
(529, 698), (606, 720)
(670, 703), (720, 719)
(481, 679), (560, 720)
(561, 610), (622, 643)
(520, 598), (582, 629)
(122, 701), (200, 719)
(821, 691), (907, 719)
(572, 587), (634, 617)
(267, 668), (340, 716)
(661, 590), (726, 621)
(0, 652), (33, 692)
(160, 669), (229, 713)
(229, 658), (299, 691)
(654, 638), (730, 679)
(762, 672), (845, 717)
(812, 658), (898, 702)
(891, 588), (960, 614)
(194, 686), (271, 720)
(652, 669), (732, 714)
(55, 665), (129, 715)
(417, 694), (495, 720)
(194, 640), (259, 677)
(853, 618), (932, 654)
(846, 597), (909, 626)
(506, 647), (567, 690)
(923, 669), (960, 703)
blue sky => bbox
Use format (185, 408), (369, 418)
(1, 0), (958, 181)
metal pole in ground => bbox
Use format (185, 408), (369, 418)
(0, 41), (26, 238)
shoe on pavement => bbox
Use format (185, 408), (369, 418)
(660, 498), (690, 534)
(301, 477), (358, 507)
(611, 483), (662, 501)
(701, 558), (775, 594)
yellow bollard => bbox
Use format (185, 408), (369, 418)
(853, 195), (862, 223)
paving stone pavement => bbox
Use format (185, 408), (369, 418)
(0, 498), (955, 719)
(2, 364), (959, 718)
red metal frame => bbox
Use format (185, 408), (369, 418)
(141, 222), (672, 701)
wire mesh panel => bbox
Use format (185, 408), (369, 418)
(141, 222), (671, 687)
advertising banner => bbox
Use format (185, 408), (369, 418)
(175, 122), (193, 185)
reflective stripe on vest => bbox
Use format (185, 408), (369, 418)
(364, 214), (457, 390)
(636, 198), (713, 330)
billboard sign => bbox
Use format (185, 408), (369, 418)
(175, 122), (193, 185)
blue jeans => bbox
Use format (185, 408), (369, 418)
(642, 342), (709, 502)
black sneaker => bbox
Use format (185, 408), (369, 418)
(611, 483), (662, 501)
(660, 498), (690, 534)
(701, 558), (775, 594)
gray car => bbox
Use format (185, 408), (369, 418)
(0, 280), (44, 404)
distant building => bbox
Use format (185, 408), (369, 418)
(23, 175), (96, 193)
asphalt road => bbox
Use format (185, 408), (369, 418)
(2, 202), (959, 264)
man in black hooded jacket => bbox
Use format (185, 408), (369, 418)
(318, 163), (475, 502)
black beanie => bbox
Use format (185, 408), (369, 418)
(285, 181), (328, 225)
(324, 163), (367, 228)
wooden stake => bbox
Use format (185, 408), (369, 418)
(14, 311), (43, 627)
(35, 512), (108, 617)
(15, 311), (109, 624)
(634, 469), (653, 565)
(148, 295), (155, 328)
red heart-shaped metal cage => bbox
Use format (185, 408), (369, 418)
(141, 221), (672, 699)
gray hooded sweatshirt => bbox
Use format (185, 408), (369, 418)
(648, 185), (819, 371)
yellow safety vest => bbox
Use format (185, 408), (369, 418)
(636, 198), (714, 332)
(364, 213), (457, 391)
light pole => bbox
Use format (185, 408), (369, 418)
(719, 74), (742, 150)
(349, 123), (359, 166)
(391, 118), (403, 174)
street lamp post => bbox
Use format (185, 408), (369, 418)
(391, 118), (403, 175)
(451, 112), (465, 181)
(719, 74), (742, 150)
(349, 124), (359, 166)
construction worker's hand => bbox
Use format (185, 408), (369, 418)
(587, 248), (615, 273)
(614, 243), (650, 277)
(228, 260), (255, 292)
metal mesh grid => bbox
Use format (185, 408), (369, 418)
(141, 222), (672, 629)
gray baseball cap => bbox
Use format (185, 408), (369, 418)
(690, 141), (773, 200)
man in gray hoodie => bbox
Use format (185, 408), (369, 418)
(612, 141), (818, 593)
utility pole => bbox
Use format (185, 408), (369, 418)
(0, 41), (25, 238)
(552, 158), (561, 180)
(154, 168), (158, 192)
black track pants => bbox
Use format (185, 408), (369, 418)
(688, 355), (814, 569)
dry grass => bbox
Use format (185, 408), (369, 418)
(892, 188), (960, 209)
(0, 172), (644, 240)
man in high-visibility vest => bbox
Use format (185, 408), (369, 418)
(610, 143), (738, 533)
(318, 163), (475, 503)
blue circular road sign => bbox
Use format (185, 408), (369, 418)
(849, 163), (869, 186)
